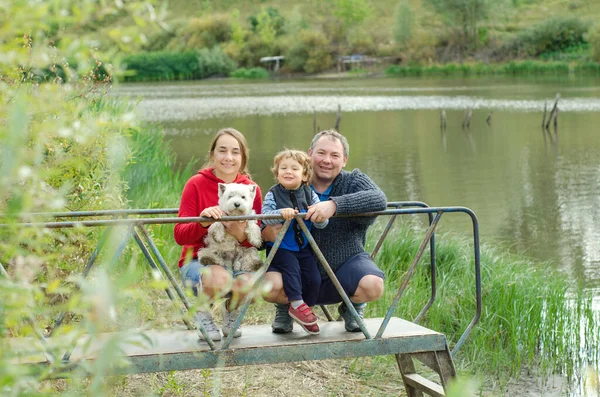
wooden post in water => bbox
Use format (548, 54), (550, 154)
(545, 94), (560, 130)
(486, 111), (492, 126)
(334, 104), (342, 132)
(440, 109), (447, 130)
(542, 101), (548, 129)
(462, 108), (472, 129)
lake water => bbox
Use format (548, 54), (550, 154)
(113, 75), (600, 292)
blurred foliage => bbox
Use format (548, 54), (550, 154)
(0, 1), (170, 395)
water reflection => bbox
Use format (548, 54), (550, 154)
(131, 95), (600, 122)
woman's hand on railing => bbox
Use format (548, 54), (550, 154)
(199, 206), (224, 227)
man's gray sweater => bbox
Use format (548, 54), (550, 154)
(312, 168), (387, 276)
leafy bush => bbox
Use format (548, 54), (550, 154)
(174, 14), (232, 51)
(248, 6), (286, 38)
(143, 27), (178, 52)
(285, 30), (332, 73)
(196, 46), (237, 78)
(333, 0), (372, 28)
(235, 33), (282, 67)
(230, 67), (270, 79)
(502, 16), (590, 58)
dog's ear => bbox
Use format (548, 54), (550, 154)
(248, 185), (256, 200)
(218, 183), (227, 198)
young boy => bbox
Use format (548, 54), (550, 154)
(262, 149), (329, 334)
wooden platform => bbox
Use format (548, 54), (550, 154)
(8, 317), (449, 375)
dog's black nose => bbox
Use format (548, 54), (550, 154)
(234, 202), (240, 207)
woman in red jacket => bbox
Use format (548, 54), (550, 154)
(174, 128), (262, 341)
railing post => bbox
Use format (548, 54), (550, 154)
(297, 219), (373, 340)
(376, 211), (443, 339)
(221, 220), (292, 349)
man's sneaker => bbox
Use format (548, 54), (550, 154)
(289, 303), (318, 326)
(221, 301), (242, 338)
(299, 322), (320, 335)
(272, 303), (293, 334)
(338, 302), (366, 332)
(194, 310), (221, 341)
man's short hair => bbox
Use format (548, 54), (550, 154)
(310, 129), (349, 158)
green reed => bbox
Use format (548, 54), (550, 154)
(366, 223), (599, 386)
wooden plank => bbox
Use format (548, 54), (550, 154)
(6, 317), (447, 373)
(403, 373), (445, 397)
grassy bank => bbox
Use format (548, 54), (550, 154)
(385, 60), (600, 77)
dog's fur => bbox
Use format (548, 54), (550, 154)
(197, 183), (263, 272)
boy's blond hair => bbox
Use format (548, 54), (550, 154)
(271, 149), (313, 185)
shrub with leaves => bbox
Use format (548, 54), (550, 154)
(501, 16), (591, 59)
(285, 30), (332, 74)
(174, 14), (233, 51)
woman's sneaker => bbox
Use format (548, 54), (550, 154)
(221, 302), (242, 338)
(194, 310), (222, 341)
(272, 303), (293, 334)
(288, 303), (318, 325)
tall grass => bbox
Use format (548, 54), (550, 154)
(366, 224), (599, 387)
(121, 48), (236, 82)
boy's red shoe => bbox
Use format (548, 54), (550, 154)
(300, 322), (320, 335)
(288, 303), (318, 325)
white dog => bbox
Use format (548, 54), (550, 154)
(197, 183), (263, 272)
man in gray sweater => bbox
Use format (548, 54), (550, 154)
(262, 129), (387, 333)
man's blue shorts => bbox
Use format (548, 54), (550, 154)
(316, 252), (385, 305)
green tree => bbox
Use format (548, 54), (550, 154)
(393, 0), (415, 48)
(333, 0), (372, 28)
(587, 24), (600, 62)
(424, 0), (493, 49)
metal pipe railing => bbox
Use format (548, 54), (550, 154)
(0, 203), (482, 358)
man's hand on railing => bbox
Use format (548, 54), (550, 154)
(306, 201), (336, 224)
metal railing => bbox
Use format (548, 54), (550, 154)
(0, 201), (481, 360)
